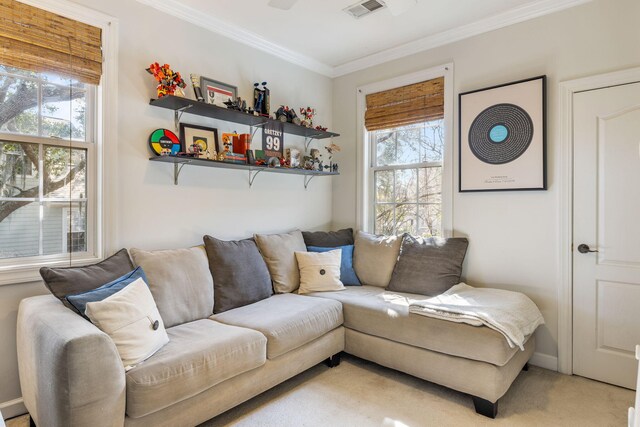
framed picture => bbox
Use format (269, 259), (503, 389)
(459, 75), (546, 192)
(179, 123), (219, 159)
(200, 76), (237, 107)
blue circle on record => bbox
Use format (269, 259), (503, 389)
(488, 124), (509, 143)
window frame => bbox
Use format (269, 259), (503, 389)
(356, 64), (454, 236)
(0, 0), (118, 286)
(368, 121), (444, 236)
(0, 73), (97, 269)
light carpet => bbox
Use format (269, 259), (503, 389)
(201, 354), (633, 427)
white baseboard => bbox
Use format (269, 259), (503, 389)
(0, 398), (26, 420)
(529, 352), (559, 371)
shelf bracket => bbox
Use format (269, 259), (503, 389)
(304, 137), (314, 152)
(304, 175), (316, 189)
(173, 161), (191, 185)
(249, 169), (264, 188)
(174, 104), (193, 131)
(250, 122), (267, 141)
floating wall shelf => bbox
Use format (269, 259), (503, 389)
(148, 96), (340, 188)
(150, 155), (338, 188)
(149, 96), (340, 140)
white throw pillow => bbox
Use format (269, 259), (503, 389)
(85, 277), (169, 370)
(295, 249), (345, 294)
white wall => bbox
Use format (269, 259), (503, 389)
(0, 0), (334, 416)
(331, 0), (640, 365)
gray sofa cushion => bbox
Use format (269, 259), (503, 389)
(130, 246), (214, 328)
(353, 231), (403, 288)
(39, 248), (134, 313)
(212, 293), (343, 359)
(203, 235), (273, 313)
(306, 285), (518, 366)
(125, 319), (266, 418)
(254, 230), (307, 294)
(387, 235), (469, 296)
(302, 228), (354, 248)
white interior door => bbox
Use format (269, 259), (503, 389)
(573, 81), (640, 389)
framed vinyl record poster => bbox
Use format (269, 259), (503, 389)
(459, 76), (546, 192)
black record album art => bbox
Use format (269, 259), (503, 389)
(459, 76), (546, 192)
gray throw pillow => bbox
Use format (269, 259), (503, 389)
(129, 246), (214, 328)
(203, 235), (273, 313)
(387, 235), (469, 296)
(39, 248), (134, 314)
(302, 228), (354, 248)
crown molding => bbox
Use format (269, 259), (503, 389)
(136, 0), (592, 79)
(332, 0), (593, 76)
(135, 0), (334, 77)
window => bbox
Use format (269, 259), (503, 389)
(370, 120), (444, 236)
(361, 71), (449, 237)
(0, 65), (96, 261)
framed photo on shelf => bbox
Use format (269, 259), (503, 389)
(200, 76), (237, 107)
(179, 123), (219, 159)
(459, 75), (546, 192)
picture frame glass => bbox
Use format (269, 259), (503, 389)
(459, 76), (546, 192)
(180, 124), (219, 160)
(200, 77), (237, 107)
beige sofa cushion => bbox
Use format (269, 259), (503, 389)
(306, 285), (518, 366)
(212, 293), (343, 359)
(353, 231), (402, 288)
(125, 319), (266, 418)
(254, 230), (307, 293)
(129, 246), (214, 328)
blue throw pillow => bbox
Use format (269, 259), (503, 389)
(66, 267), (148, 316)
(307, 245), (361, 286)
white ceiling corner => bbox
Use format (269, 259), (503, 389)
(136, 0), (593, 78)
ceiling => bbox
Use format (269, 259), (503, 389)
(137, 0), (591, 77)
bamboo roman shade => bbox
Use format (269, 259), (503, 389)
(0, 0), (102, 85)
(365, 77), (444, 131)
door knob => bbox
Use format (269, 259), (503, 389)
(577, 244), (598, 254)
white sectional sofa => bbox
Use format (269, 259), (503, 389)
(17, 230), (537, 426)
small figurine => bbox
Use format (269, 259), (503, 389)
(274, 105), (300, 124)
(146, 62), (186, 98)
(190, 74), (204, 102)
(300, 107), (316, 128)
(253, 82), (270, 116)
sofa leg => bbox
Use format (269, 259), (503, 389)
(522, 362), (530, 371)
(472, 396), (498, 419)
(325, 353), (341, 368)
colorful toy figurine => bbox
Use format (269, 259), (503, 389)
(299, 107), (316, 128)
(146, 62), (187, 98)
(274, 105), (300, 125)
(253, 82), (270, 116)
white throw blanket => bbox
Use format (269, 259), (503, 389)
(408, 283), (544, 350)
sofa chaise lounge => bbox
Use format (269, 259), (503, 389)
(17, 231), (536, 426)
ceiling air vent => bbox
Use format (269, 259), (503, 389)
(343, 0), (386, 19)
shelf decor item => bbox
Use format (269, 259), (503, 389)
(146, 62), (186, 98)
(190, 74), (204, 102)
(459, 76), (546, 192)
(201, 76), (237, 107)
(300, 107), (316, 128)
(253, 82), (270, 116)
(148, 128), (181, 156)
(263, 122), (284, 158)
(179, 123), (218, 159)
